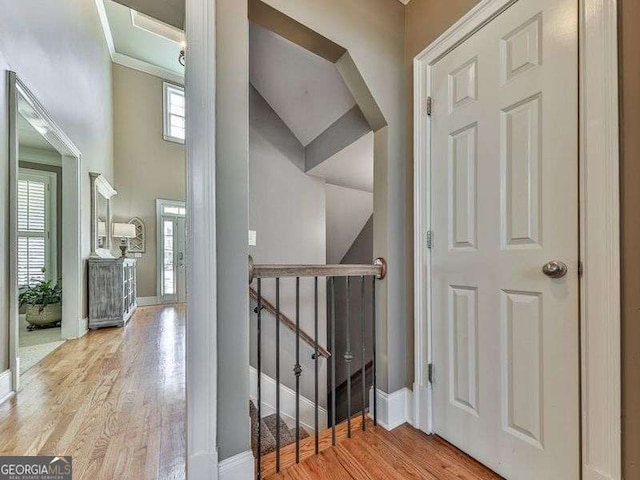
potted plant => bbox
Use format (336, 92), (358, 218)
(19, 279), (62, 330)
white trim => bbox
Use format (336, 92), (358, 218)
(0, 370), (14, 406)
(93, 0), (115, 57)
(579, 1), (620, 478)
(137, 296), (161, 307)
(9, 73), (84, 395)
(367, 387), (414, 431)
(113, 52), (184, 85)
(218, 450), (254, 480)
(413, 0), (621, 478)
(249, 366), (328, 433)
(130, 10), (186, 46)
(185, 0), (218, 477)
(93, 0), (185, 84)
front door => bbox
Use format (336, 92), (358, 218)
(429, 0), (579, 478)
(158, 200), (187, 304)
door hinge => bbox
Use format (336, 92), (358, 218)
(428, 363), (434, 384)
(426, 230), (433, 249)
(426, 96), (433, 116)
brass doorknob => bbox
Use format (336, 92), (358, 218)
(542, 260), (568, 278)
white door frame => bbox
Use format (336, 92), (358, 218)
(413, 1), (620, 479)
(184, 0), (219, 477)
(8, 72), (84, 394)
(156, 199), (186, 304)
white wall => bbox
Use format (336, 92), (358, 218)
(0, 0), (114, 369)
(111, 64), (185, 299)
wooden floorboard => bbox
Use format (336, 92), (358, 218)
(0, 305), (186, 480)
(264, 421), (503, 480)
(0, 303), (502, 480)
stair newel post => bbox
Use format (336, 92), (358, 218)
(314, 276), (319, 455)
(361, 275), (366, 431)
(346, 276), (352, 438)
(330, 277), (337, 446)
(275, 277), (281, 473)
(257, 277), (262, 478)
(294, 277), (301, 464)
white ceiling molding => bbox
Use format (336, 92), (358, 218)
(130, 10), (185, 45)
(398, 0), (411, 4)
(94, 0), (116, 57)
(112, 52), (184, 84)
(93, 0), (184, 82)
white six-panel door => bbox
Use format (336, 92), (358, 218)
(429, 0), (579, 478)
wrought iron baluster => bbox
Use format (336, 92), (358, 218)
(275, 278), (281, 472)
(330, 277), (336, 446)
(256, 278), (262, 478)
(346, 276), (352, 438)
(361, 275), (366, 431)
(314, 277), (319, 454)
(294, 277), (301, 463)
(372, 277), (377, 426)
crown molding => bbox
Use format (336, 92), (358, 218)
(93, 0), (184, 83)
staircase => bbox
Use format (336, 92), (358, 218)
(249, 258), (385, 479)
(250, 401), (309, 457)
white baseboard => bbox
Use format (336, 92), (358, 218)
(249, 366), (328, 432)
(78, 318), (88, 337)
(368, 387), (414, 430)
(0, 370), (15, 405)
(218, 450), (254, 480)
(137, 296), (161, 306)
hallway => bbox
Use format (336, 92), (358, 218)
(0, 305), (185, 480)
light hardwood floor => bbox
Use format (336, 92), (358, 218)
(0, 305), (186, 480)
(264, 418), (503, 480)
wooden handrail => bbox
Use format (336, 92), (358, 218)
(249, 287), (331, 359)
(248, 257), (386, 283)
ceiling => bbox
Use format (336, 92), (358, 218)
(98, 0), (185, 79)
(307, 132), (374, 192)
(112, 0), (184, 29)
(249, 23), (356, 146)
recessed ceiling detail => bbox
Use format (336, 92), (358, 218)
(95, 0), (185, 82)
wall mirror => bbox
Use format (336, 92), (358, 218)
(89, 172), (117, 257)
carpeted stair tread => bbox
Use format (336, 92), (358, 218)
(250, 401), (310, 458)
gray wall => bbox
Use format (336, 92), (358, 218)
(333, 215), (374, 388)
(111, 64), (186, 299)
(217, 0), (405, 458)
(0, 0), (114, 370)
(258, 0), (407, 395)
(248, 86), (327, 406)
